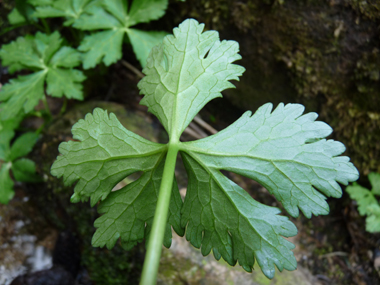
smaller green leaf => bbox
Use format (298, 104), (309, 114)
(78, 29), (125, 69)
(0, 164), (14, 204)
(8, 2), (37, 24)
(34, 31), (62, 64)
(368, 172), (380, 196)
(9, 132), (39, 161)
(347, 183), (377, 216)
(28, 0), (54, 6)
(73, 4), (122, 30)
(0, 35), (44, 70)
(46, 68), (86, 99)
(128, 29), (167, 67)
(128, 0), (168, 26)
(0, 71), (46, 120)
(0, 31), (86, 119)
(31, 0), (94, 25)
(8, 8), (27, 25)
(0, 116), (23, 160)
(49, 46), (82, 68)
(12, 158), (41, 182)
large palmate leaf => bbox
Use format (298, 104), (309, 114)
(0, 31), (85, 120)
(73, 0), (168, 68)
(51, 19), (359, 279)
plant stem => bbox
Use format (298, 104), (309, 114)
(140, 142), (179, 285)
(42, 96), (52, 120)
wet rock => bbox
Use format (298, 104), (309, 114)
(158, 232), (321, 285)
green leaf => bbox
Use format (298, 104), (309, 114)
(347, 183), (377, 216)
(51, 108), (167, 206)
(138, 19), (245, 139)
(92, 158), (184, 250)
(9, 132), (39, 161)
(78, 29), (125, 69)
(46, 68), (86, 99)
(0, 164), (14, 204)
(8, 8), (27, 25)
(0, 71), (46, 120)
(346, 172), (380, 233)
(0, 31), (85, 119)
(368, 172), (380, 196)
(128, 0), (168, 26)
(8, 2), (37, 24)
(181, 153), (297, 278)
(51, 19), (359, 279)
(128, 29), (167, 67)
(0, 116), (23, 160)
(49, 46), (82, 68)
(0, 35), (44, 70)
(32, 0), (92, 26)
(184, 103), (359, 218)
(12, 158), (41, 182)
(34, 32), (63, 64)
(73, 0), (169, 68)
(366, 204), (380, 233)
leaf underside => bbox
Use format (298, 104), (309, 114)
(51, 19), (359, 279)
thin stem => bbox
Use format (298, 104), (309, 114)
(140, 143), (179, 285)
(41, 19), (50, 34)
(60, 98), (68, 115)
(42, 96), (52, 120)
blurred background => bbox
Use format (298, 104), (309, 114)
(0, 0), (379, 284)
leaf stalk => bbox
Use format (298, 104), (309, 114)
(140, 142), (179, 284)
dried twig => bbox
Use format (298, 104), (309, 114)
(121, 60), (144, 79)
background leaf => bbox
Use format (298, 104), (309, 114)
(0, 164), (15, 204)
(11, 158), (41, 182)
(9, 132), (39, 161)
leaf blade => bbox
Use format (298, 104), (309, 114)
(92, 157), (184, 250)
(0, 71), (47, 120)
(181, 152), (297, 278)
(127, 29), (167, 67)
(184, 103), (359, 218)
(51, 108), (166, 206)
(0, 164), (14, 204)
(138, 19), (245, 137)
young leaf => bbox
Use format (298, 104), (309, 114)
(30, 0), (93, 26)
(346, 172), (380, 233)
(0, 120), (40, 204)
(0, 31), (86, 120)
(51, 19), (359, 279)
(0, 164), (14, 204)
(73, 0), (168, 68)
